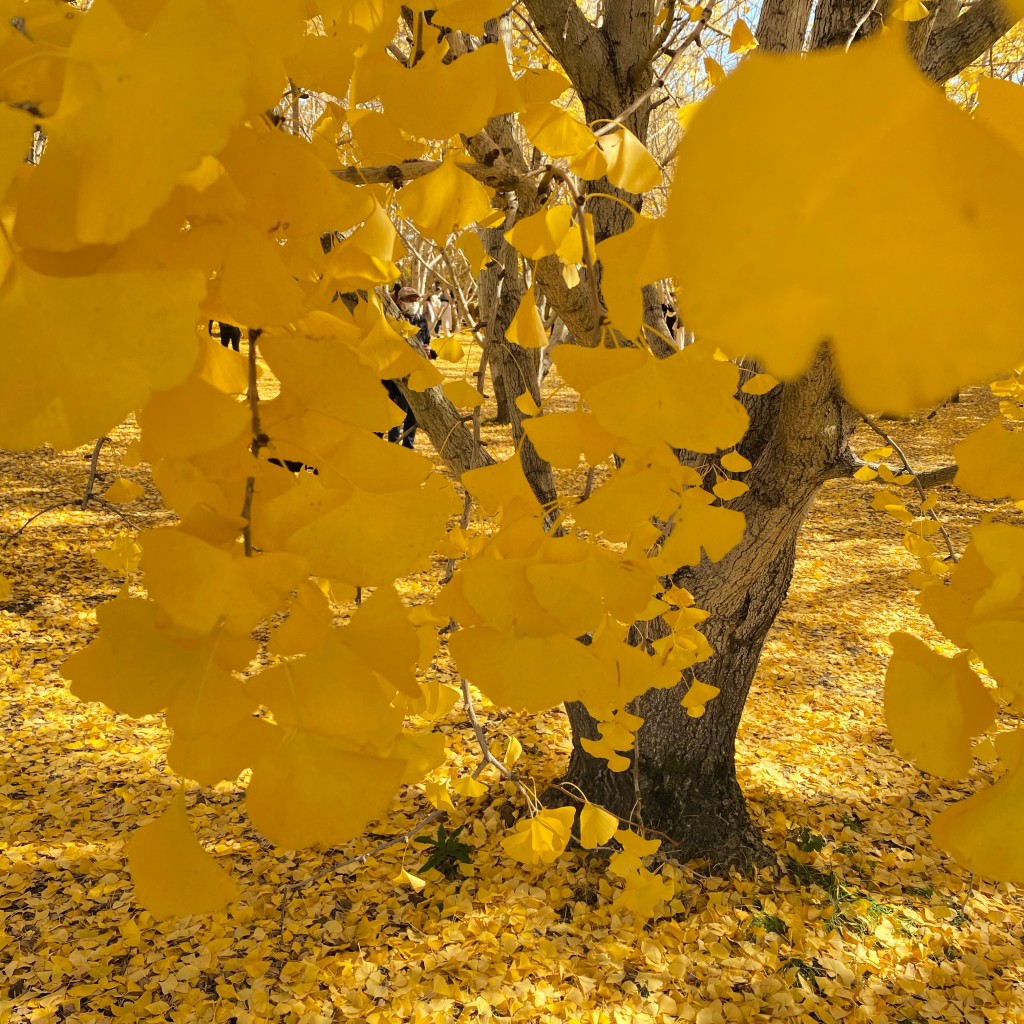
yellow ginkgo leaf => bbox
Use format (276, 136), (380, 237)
(594, 215), (674, 338)
(0, 263), (202, 452)
(430, 0), (512, 34)
(504, 205), (575, 260)
(103, 478), (145, 504)
(284, 33), (356, 103)
(62, 598), (203, 717)
(932, 730), (1024, 881)
(671, 35), (1024, 414)
(355, 43), (520, 141)
(451, 775), (488, 798)
(423, 780), (457, 813)
(396, 157), (494, 245)
(217, 127), (374, 238)
(501, 806), (575, 865)
(394, 868), (427, 892)
(450, 627), (614, 712)
(280, 475), (458, 587)
(515, 67), (573, 105)
(505, 735), (523, 766)
(579, 802), (619, 849)
(347, 107), (425, 164)
(434, 333), (468, 362)
(16, 0), (249, 249)
(522, 410), (618, 470)
(141, 528), (307, 636)
(597, 126), (663, 193)
(579, 342), (749, 454)
(954, 419), (1024, 500)
(444, 379), (486, 408)
(741, 373), (780, 395)
(260, 327), (404, 434)
(94, 533), (143, 575)
(247, 732), (406, 850)
(654, 488), (746, 569)
(267, 580), (333, 657)
(127, 795), (239, 919)
(884, 632), (997, 780)
(890, 0), (929, 20)
(515, 391), (540, 416)
(720, 450), (752, 473)
(342, 584), (422, 697)
(729, 18), (758, 53)
(457, 230), (492, 273)
(0, 574), (11, 603)
(506, 285), (548, 349)
(138, 373), (250, 462)
(712, 477), (748, 500)
(681, 679), (721, 718)
(704, 56), (727, 87)
(520, 101), (597, 158)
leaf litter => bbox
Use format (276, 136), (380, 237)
(2, 383), (1024, 1023)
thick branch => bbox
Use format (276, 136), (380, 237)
(755, 0), (814, 52)
(521, 0), (620, 117)
(919, 0), (1018, 83)
(828, 450), (959, 489)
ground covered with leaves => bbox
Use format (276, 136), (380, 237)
(2, 380), (1023, 1024)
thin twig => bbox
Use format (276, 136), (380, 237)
(862, 415), (959, 563)
(460, 677), (517, 782)
(3, 501), (77, 549)
(846, 0), (882, 50)
(81, 437), (110, 509)
(442, 491), (473, 585)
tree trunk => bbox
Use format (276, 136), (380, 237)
(554, 349), (861, 867)
(560, 536), (798, 869)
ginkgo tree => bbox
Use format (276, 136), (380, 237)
(4, 0), (1024, 920)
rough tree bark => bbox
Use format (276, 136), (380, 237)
(529, 0), (1018, 866)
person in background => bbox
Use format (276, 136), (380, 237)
(395, 286), (435, 359)
(382, 285), (436, 449)
(208, 320), (242, 352)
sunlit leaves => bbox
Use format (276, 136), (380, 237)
(63, 598), (206, 718)
(504, 205), (575, 260)
(520, 102), (597, 157)
(596, 127), (662, 193)
(0, 264), (202, 451)
(579, 802), (618, 849)
(932, 730), (1024, 881)
(506, 284), (548, 349)
(140, 528), (307, 636)
(670, 36), (1024, 414)
(355, 42), (521, 140)
(16, 0), (249, 249)
(501, 806), (574, 865)
(885, 633), (997, 780)
(396, 158), (494, 245)
(954, 419), (1024, 499)
(554, 342), (748, 454)
(246, 733), (405, 850)
(127, 795), (239, 918)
